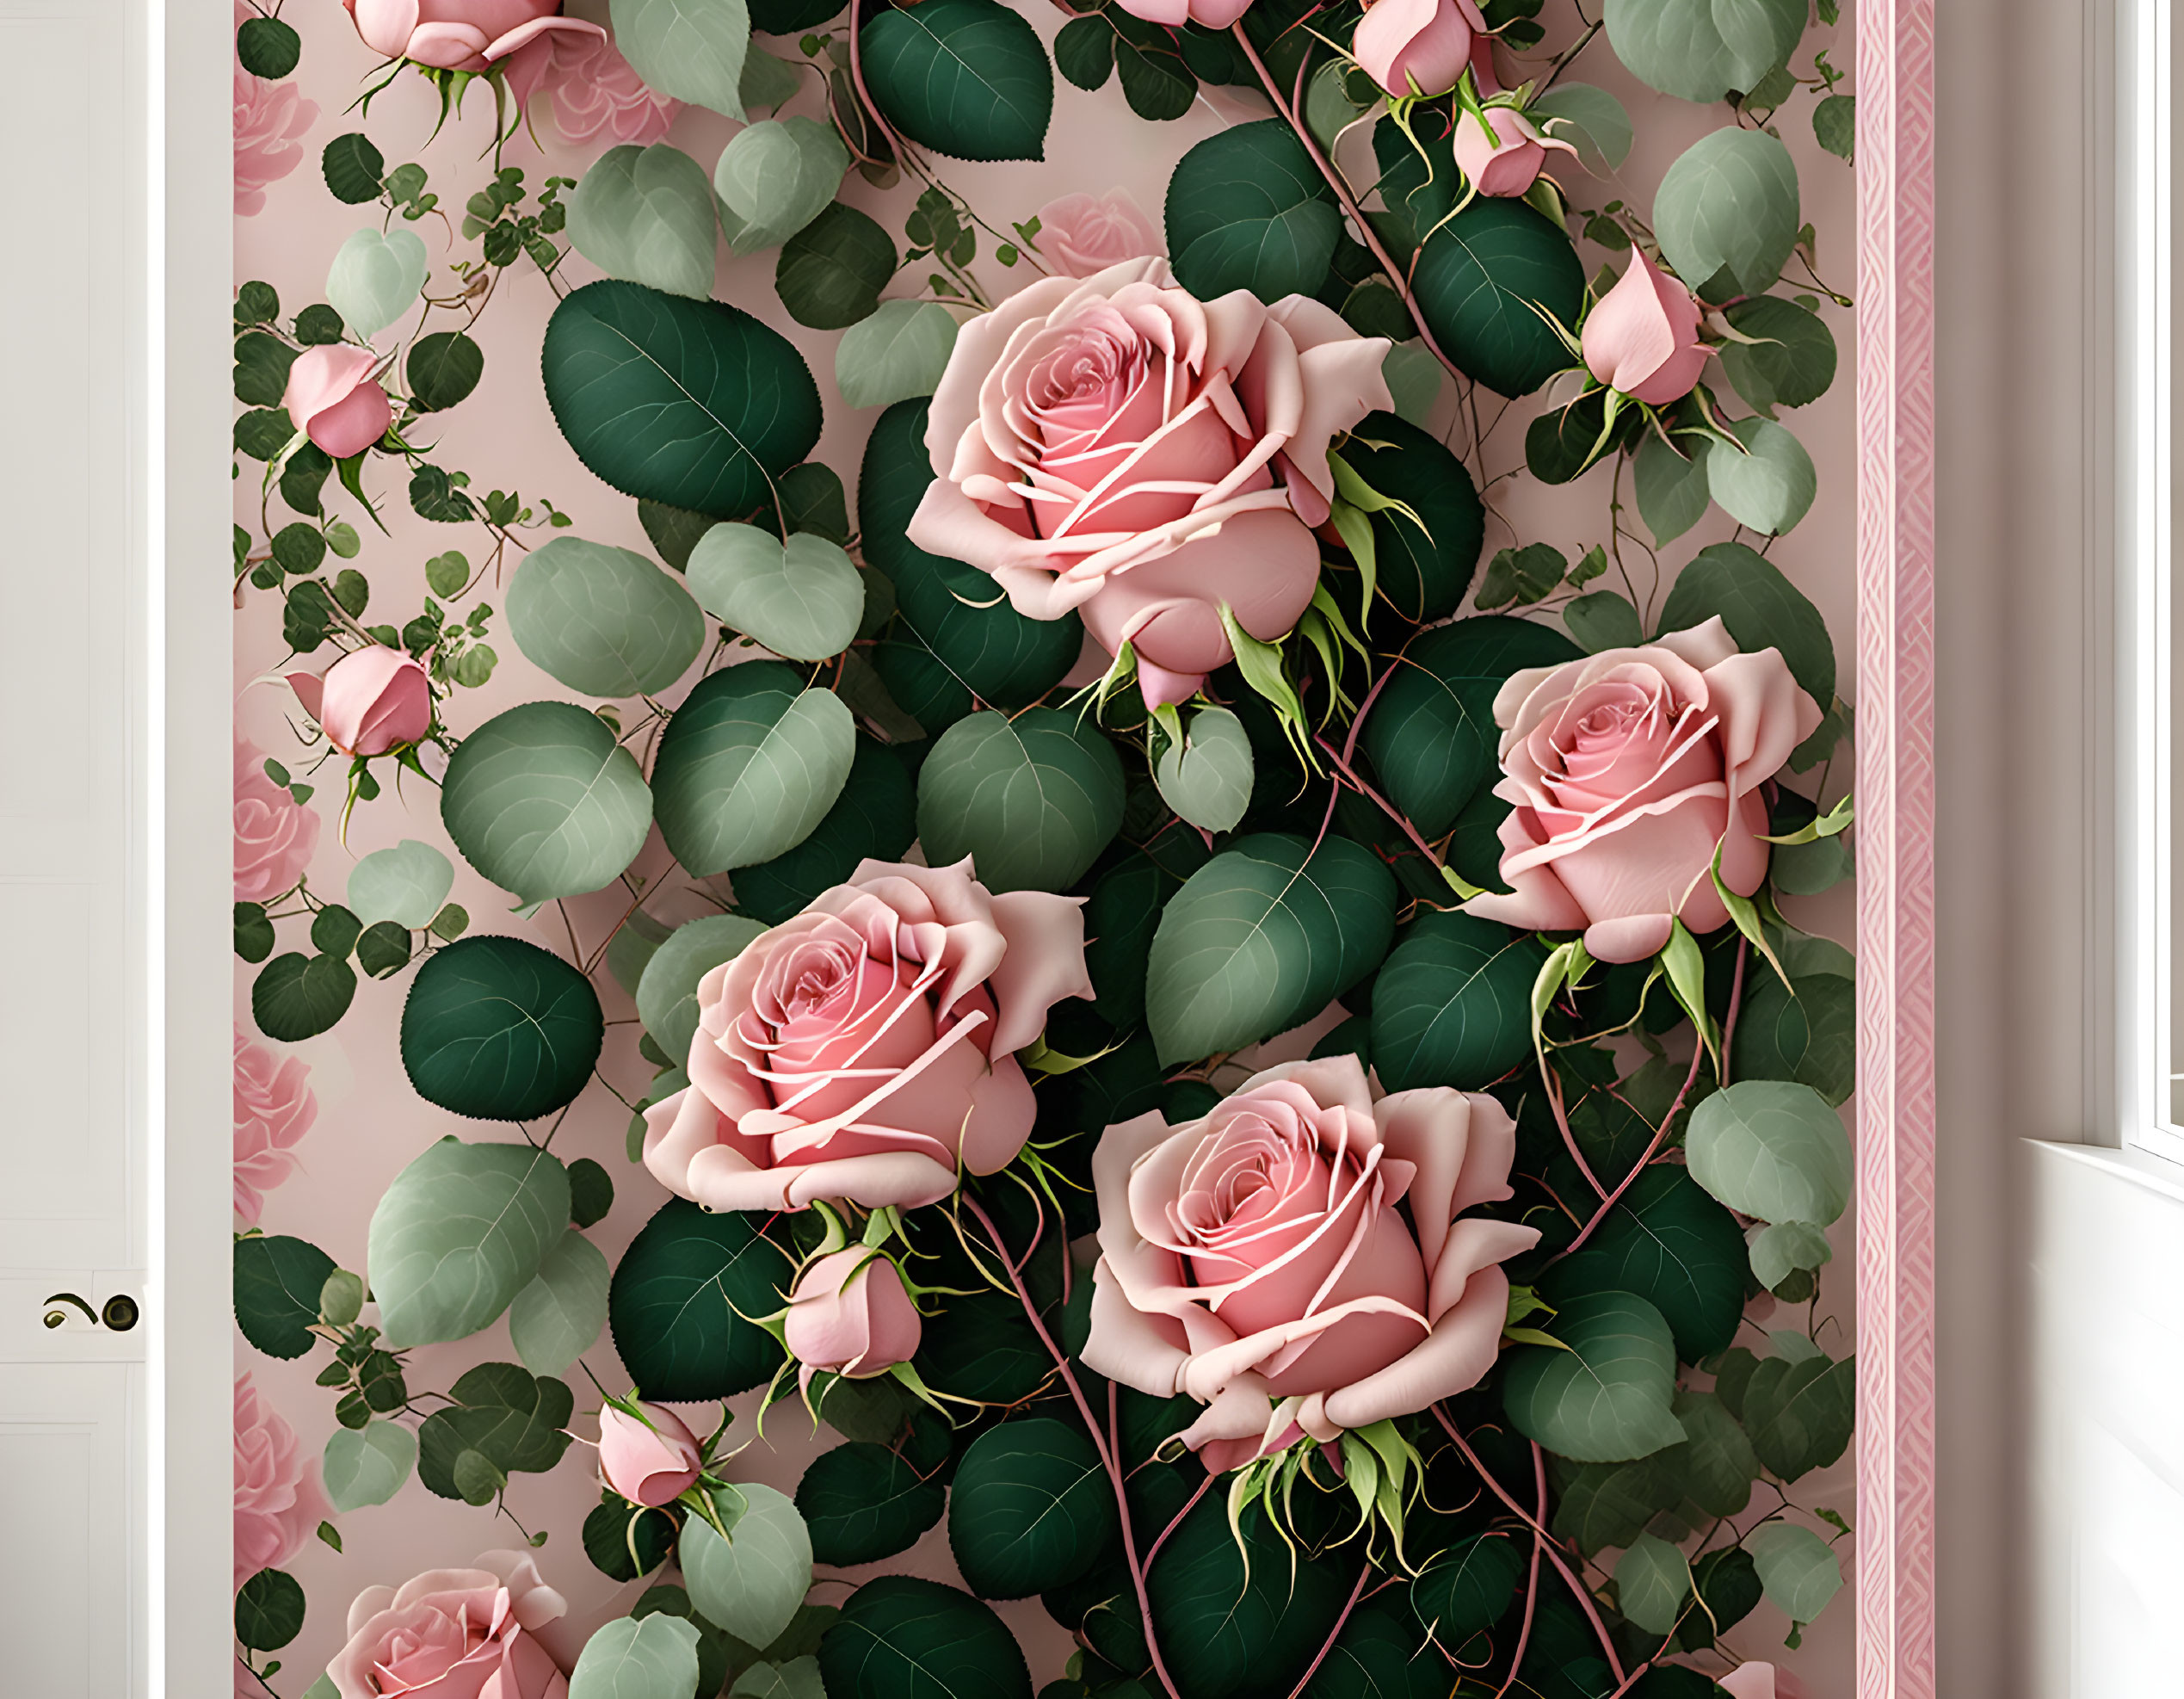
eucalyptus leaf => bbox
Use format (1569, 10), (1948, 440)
(441, 701), (653, 904)
(715, 118), (848, 255)
(836, 300), (959, 411)
(687, 523), (866, 661)
(1613, 1534), (1690, 1637)
(401, 936), (606, 1121)
(570, 144), (721, 299)
(1564, 590), (1645, 653)
(325, 226), (427, 342)
(682, 1483), (813, 1648)
(1705, 416), (1817, 535)
(916, 708), (1125, 893)
(509, 1228), (612, 1377)
(1152, 706), (1253, 833)
(1502, 1290), (1687, 1462)
(1745, 1523), (1842, 1625)
(1731, 971), (1854, 1105)
(1748, 1220), (1833, 1288)
(776, 202), (897, 331)
(322, 1419), (418, 1512)
(507, 537), (707, 698)
(1529, 83), (1632, 173)
(570, 1609), (704, 1699)
(367, 1139), (571, 1347)
(1657, 541), (1835, 707)
(1602, 0), (1805, 105)
(637, 912), (768, 1061)
(611, 0), (752, 119)
(347, 839), (454, 930)
(1719, 295), (1837, 415)
(1633, 429), (1712, 545)
(1685, 1078), (1853, 1225)
(1654, 126), (1800, 302)
(651, 662), (856, 874)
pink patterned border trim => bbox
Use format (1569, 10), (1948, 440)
(1854, 0), (1937, 1692)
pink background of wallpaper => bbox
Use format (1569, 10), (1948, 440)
(233, 3), (1863, 1690)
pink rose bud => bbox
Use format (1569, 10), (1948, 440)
(342, 0), (603, 73)
(1033, 189), (1163, 280)
(596, 1403), (704, 1507)
(281, 344), (392, 461)
(1453, 106), (1579, 199)
(784, 1248), (922, 1382)
(1580, 247), (1710, 406)
(287, 646), (433, 757)
(1352, 0), (1486, 99)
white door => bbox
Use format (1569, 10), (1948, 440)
(0, 1), (231, 1693)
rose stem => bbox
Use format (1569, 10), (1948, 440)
(1431, 1413), (1628, 1687)
(1143, 1467), (1217, 1567)
(1228, 24), (1471, 392)
(1541, 1065), (1614, 1202)
(1490, 1446), (1549, 1699)
(1282, 1563), (1374, 1699)
(1314, 732), (1456, 871)
(960, 1194), (1186, 1699)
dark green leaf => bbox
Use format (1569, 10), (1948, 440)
(1407, 1534), (1524, 1646)
(322, 132), (386, 204)
(736, 737), (916, 924)
(1477, 542), (1568, 610)
(948, 1418), (1116, 1599)
(1814, 93), (1855, 160)
(777, 202), (898, 330)
(252, 951), (356, 1041)
(408, 331), (485, 411)
(1502, 1291), (1687, 1462)
(1165, 120), (1341, 303)
(1114, 20), (1195, 120)
(269, 522), (325, 576)
(1549, 1455), (1675, 1554)
(235, 1568), (305, 1652)
(780, 460), (854, 544)
(234, 331), (297, 407)
(1682, 1546), (1761, 1648)
(584, 1495), (678, 1581)
(1543, 1166), (1748, 1360)
(1302, 1606), (1441, 1699)
(1338, 412), (1484, 623)
(236, 15), (301, 77)
(569, 1157), (614, 1228)
(234, 406), (295, 461)
(418, 1362), (577, 1497)
(1731, 972), (1854, 1106)
(1661, 1387), (1759, 1518)
(609, 1198), (793, 1400)
(410, 465), (475, 523)
(293, 303), (346, 345)
(355, 919), (412, 979)
(235, 901), (276, 963)
(799, 1442), (947, 1566)
(1741, 1350), (1854, 1480)
(1052, 14), (1114, 88)
(400, 935), (605, 1121)
(1409, 198), (1584, 398)
(234, 1233), (337, 1359)
(236, 281), (280, 325)
(640, 499), (718, 572)
(916, 1288), (1052, 1405)
(1084, 836), (1209, 1028)
(311, 904), (362, 960)
(1370, 911), (1547, 1093)
(1150, 1496), (1347, 1699)
(916, 708), (1125, 893)
(860, 0), (1055, 164)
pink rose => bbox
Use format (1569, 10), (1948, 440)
(503, 28), (682, 146)
(235, 734), (320, 903)
(330, 1551), (569, 1699)
(784, 1248), (923, 1385)
(281, 345), (392, 460)
(342, 0), (603, 73)
(234, 1374), (330, 1588)
(234, 0), (318, 220)
(597, 1403), (703, 1506)
(1033, 188), (1163, 280)
(1459, 617), (1823, 962)
(1581, 247), (1709, 407)
(1352, 0), (1486, 99)
(234, 1029), (316, 1223)
(645, 857), (1092, 1212)
(1719, 1665), (1809, 1699)
(1110, 0), (1255, 28)
(905, 257), (1392, 708)
(1082, 1056), (1540, 1472)
(288, 646), (434, 757)
(1453, 106), (1579, 199)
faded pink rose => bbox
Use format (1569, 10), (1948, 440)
(281, 345), (392, 460)
(1033, 188), (1162, 280)
(596, 1403), (703, 1507)
(785, 1248), (923, 1386)
(1581, 247), (1709, 406)
(1352, 0), (1485, 99)
(288, 646), (433, 757)
(1083, 1056), (1540, 1472)
(330, 1551), (569, 1699)
(234, 1029), (315, 1223)
(235, 734), (320, 903)
(645, 858), (1091, 1213)
(234, 1374), (330, 1588)
(503, 28), (682, 146)
(234, 0), (318, 220)
(1459, 617), (1823, 962)
(906, 257), (1391, 708)
(1453, 106), (1579, 198)
(342, 0), (603, 72)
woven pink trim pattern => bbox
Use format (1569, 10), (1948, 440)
(1854, 0), (1938, 1691)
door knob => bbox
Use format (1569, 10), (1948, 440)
(42, 1292), (140, 1331)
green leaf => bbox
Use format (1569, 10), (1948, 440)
(1053, 15), (1114, 89)
(319, 1269), (365, 1328)
(1745, 1522), (1842, 1624)
(407, 331), (484, 411)
(236, 1568), (305, 1653)
(1301, 1606), (1444, 1699)
(1477, 542), (1568, 610)
(1336, 413), (1484, 623)
(688, 523), (866, 661)
(401, 935), (605, 1122)
(236, 14), (302, 77)
(736, 738), (918, 924)
(1814, 93), (1856, 160)
(1165, 119), (1341, 303)
(1613, 1534), (1690, 1636)
(1564, 590), (1645, 653)
(610, 0), (752, 119)
(859, 0), (1055, 164)
(234, 331), (299, 407)
(732, 1661), (825, 1699)
(321, 132), (386, 204)
(1719, 296), (1837, 416)
(1663, 1387), (1760, 1517)
(348, 838), (454, 930)
(651, 663), (857, 874)
(1601, 0), (1805, 104)
(325, 226), (427, 342)
(1544, 1166), (1747, 1360)
(586, 1499), (679, 1583)
(1656, 541), (1835, 707)
(569, 143), (721, 302)
(1407, 1534), (1523, 1646)
(1654, 127), (1800, 302)
(1527, 83), (1632, 173)
(368, 1140), (571, 1345)
(916, 708), (1125, 893)
(1683, 1546), (1761, 1649)
(234, 902), (276, 965)
(234, 1233), (336, 1359)
(683, 1483), (814, 1646)
(1633, 429), (1712, 545)
(799, 1443), (947, 1566)
(1146, 832), (1398, 1065)
(776, 202), (897, 331)
(507, 536), (706, 698)
(1409, 198), (1585, 398)
(947, 1418), (1116, 1600)
(509, 1228), (612, 1376)
(609, 1198), (793, 1399)
(1114, 15), (1197, 120)
(1149, 1497), (1347, 1699)
(440, 701), (654, 904)
(819, 1577), (1033, 1699)
(542, 280), (823, 519)
(1369, 910), (1547, 1093)
(1154, 705), (1254, 832)
(1361, 616), (1582, 837)
(571, 1611), (705, 1699)
(293, 302), (345, 344)
(836, 300), (959, 411)
(1502, 1290), (1687, 1462)
(417, 1362), (576, 1496)
(1731, 972), (1854, 1105)
(1741, 1350), (1854, 1480)
(715, 118), (849, 256)
(637, 912), (768, 1061)
(1748, 1220), (1832, 1288)
(1549, 1454), (1675, 1554)
(1705, 416), (1816, 535)
(252, 952), (357, 1041)
(1685, 1078), (1852, 1226)
(323, 1419), (419, 1511)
